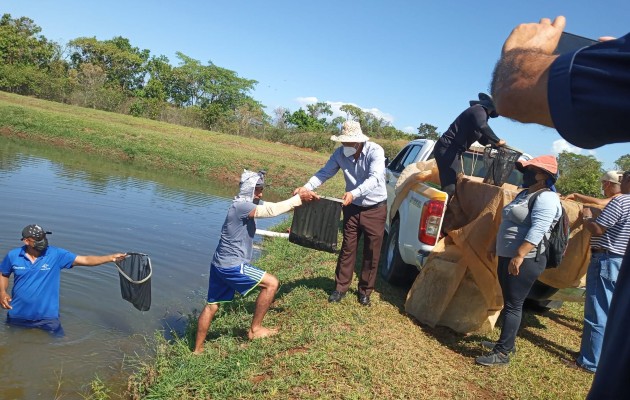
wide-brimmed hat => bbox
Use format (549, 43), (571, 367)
(469, 93), (498, 118)
(601, 170), (622, 184)
(516, 155), (559, 180)
(331, 120), (370, 143)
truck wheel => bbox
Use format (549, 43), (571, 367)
(380, 219), (417, 286)
(525, 280), (562, 312)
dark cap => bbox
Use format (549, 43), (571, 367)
(21, 224), (52, 240)
(469, 93), (498, 118)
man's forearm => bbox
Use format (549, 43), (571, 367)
(0, 275), (9, 294)
(491, 49), (557, 126)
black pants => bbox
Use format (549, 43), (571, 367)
(434, 142), (461, 197)
(495, 255), (547, 354)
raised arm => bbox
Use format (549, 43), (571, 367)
(73, 253), (127, 267)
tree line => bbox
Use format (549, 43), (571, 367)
(1, 13), (628, 197)
(0, 13), (415, 151)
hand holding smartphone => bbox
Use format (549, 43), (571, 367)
(554, 32), (597, 54)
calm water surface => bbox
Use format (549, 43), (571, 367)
(0, 137), (285, 399)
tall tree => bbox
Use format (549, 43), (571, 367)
(417, 123), (440, 140)
(339, 104), (364, 121)
(68, 36), (149, 92)
(0, 14), (56, 67)
(284, 108), (326, 132)
(614, 154), (630, 171)
(0, 14), (60, 94)
(555, 151), (603, 196)
(306, 102), (332, 119)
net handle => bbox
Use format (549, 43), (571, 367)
(115, 252), (153, 284)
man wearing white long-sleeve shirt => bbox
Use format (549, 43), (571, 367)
(294, 120), (387, 306)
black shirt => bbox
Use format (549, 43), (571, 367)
(437, 104), (501, 153)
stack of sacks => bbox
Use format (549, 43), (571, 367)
(404, 176), (590, 334)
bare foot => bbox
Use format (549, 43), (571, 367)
(192, 349), (204, 355)
(248, 327), (279, 340)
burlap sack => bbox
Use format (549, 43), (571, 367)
(405, 176), (589, 334)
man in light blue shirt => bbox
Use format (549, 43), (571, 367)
(295, 120), (387, 306)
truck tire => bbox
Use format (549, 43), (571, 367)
(380, 219), (417, 286)
(525, 280), (563, 312)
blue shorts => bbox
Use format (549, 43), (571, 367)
(7, 316), (65, 336)
(206, 263), (266, 304)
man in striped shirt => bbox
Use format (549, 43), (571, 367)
(574, 171), (630, 372)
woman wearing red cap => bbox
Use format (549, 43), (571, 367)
(476, 155), (562, 366)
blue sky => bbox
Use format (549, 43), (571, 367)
(4, 1), (630, 169)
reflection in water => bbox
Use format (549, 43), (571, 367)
(0, 137), (285, 398)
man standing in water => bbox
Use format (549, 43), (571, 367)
(194, 170), (317, 353)
(0, 224), (126, 335)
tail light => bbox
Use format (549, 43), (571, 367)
(419, 200), (445, 245)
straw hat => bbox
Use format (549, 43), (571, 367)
(516, 155), (559, 180)
(331, 120), (370, 142)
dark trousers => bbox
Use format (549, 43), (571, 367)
(335, 203), (387, 296)
(434, 142), (462, 198)
(495, 255), (546, 354)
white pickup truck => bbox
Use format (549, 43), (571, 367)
(380, 138), (584, 309)
(381, 139), (518, 282)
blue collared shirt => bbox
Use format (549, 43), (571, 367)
(0, 245), (76, 320)
(304, 141), (387, 207)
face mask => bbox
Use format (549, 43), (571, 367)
(521, 170), (538, 188)
(343, 145), (357, 157)
(33, 237), (48, 252)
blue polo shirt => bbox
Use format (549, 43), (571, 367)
(0, 245), (76, 321)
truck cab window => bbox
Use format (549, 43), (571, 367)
(388, 145), (422, 174)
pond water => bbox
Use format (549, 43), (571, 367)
(0, 137), (285, 399)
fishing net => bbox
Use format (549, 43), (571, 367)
(115, 252), (152, 311)
(482, 146), (522, 186)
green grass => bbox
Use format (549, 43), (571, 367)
(127, 230), (593, 400)
(0, 92), (593, 399)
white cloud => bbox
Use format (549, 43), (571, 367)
(552, 139), (584, 155)
(295, 96), (318, 106)
(293, 97), (394, 124)
(402, 126), (416, 134)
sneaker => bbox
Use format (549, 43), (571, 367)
(481, 341), (516, 354)
(475, 350), (510, 367)
(328, 290), (346, 303)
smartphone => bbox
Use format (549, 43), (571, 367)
(554, 32), (598, 54)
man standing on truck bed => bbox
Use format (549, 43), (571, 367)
(294, 120), (387, 307)
(434, 93), (506, 197)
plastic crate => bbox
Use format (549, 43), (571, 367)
(289, 196), (342, 253)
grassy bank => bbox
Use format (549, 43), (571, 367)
(127, 226), (592, 399)
(0, 91), (346, 196)
(0, 92), (593, 399)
